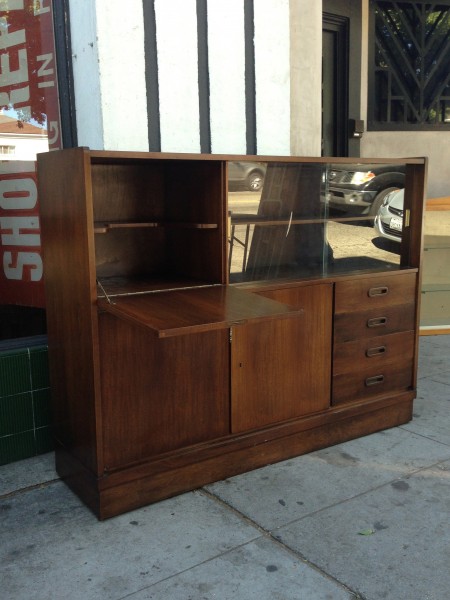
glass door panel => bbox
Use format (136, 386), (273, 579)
(228, 161), (404, 283)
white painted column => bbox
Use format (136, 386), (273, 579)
(155, 0), (201, 153)
(207, 0), (246, 154)
(96, 0), (148, 151)
(254, 0), (290, 156)
(289, 0), (322, 156)
(68, 0), (103, 149)
(69, 0), (149, 151)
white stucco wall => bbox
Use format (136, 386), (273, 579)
(155, 0), (200, 153)
(289, 0), (322, 156)
(361, 132), (450, 198)
(207, 0), (247, 154)
(96, 0), (148, 151)
(68, 0), (323, 156)
(68, 1), (103, 149)
(254, 0), (290, 155)
(69, 0), (149, 151)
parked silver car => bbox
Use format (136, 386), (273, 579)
(373, 188), (403, 242)
(228, 161), (266, 192)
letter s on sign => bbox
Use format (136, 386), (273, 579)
(3, 251), (43, 281)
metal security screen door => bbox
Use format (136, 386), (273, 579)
(369, 0), (450, 128)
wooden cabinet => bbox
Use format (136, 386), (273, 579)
(37, 149), (427, 519)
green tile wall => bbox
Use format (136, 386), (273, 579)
(0, 341), (53, 466)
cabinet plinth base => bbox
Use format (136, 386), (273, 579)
(55, 393), (414, 520)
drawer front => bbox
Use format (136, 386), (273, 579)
(333, 331), (414, 375)
(334, 272), (417, 314)
(332, 358), (414, 405)
(333, 331), (415, 376)
(334, 303), (416, 342)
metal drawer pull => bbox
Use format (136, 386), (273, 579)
(367, 316), (387, 328)
(365, 374), (384, 386)
(366, 345), (386, 357)
(368, 286), (389, 297)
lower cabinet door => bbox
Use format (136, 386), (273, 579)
(231, 284), (332, 433)
(99, 313), (230, 469)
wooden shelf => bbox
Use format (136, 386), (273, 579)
(230, 214), (374, 227)
(94, 220), (218, 233)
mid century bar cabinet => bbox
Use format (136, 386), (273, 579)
(37, 149), (427, 519)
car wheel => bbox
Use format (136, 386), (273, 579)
(369, 187), (399, 217)
(246, 171), (264, 192)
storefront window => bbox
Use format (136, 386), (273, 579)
(0, 0), (62, 331)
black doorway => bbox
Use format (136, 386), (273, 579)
(322, 13), (349, 156)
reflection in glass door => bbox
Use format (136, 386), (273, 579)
(228, 161), (403, 284)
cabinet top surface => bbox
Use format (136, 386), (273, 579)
(38, 147), (427, 166)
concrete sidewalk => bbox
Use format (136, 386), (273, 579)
(1, 336), (450, 600)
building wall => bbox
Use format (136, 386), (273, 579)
(361, 132), (450, 199)
(69, 0), (322, 156)
(68, 0), (449, 197)
(0, 135), (48, 161)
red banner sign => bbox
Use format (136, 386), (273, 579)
(0, 0), (61, 307)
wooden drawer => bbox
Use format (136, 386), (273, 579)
(334, 272), (417, 314)
(333, 331), (415, 376)
(332, 356), (414, 405)
(334, 303), (416, 342)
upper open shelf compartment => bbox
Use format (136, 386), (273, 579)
(80, 149), (426, 292)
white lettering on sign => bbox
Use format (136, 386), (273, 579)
(0, 17), (30, 110)
(37, 53), (54, 78)
(34, 0), (50, 16)
(0, 17), (25, 49)
(3, 251), (42, 281)
(3, 1), (25, 10)
(0, 170), (43, 287)
(1, 216), (41, 246)
(48, 120), (59, 145)
(37, 52), (55, 89)
(0, 84), (30, 107)
(0, 177), (38, 210)
(0, 47), (28, 86)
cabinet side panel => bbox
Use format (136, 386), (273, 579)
(37, 149), (102, 474)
